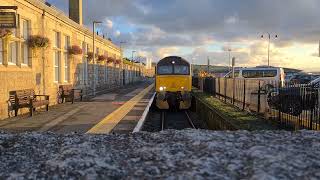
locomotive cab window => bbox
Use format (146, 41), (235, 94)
(174, 65), (189, 75)
(157, 65), (173, 75)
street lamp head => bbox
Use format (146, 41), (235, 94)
(93, 21), (102, 24)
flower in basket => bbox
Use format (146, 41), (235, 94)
(68, 45), (83, 55)
(115, 59), (122, 65)
(0, 29), (13, 38)
(107, 57), (115, 63)
(98, 54), (107, 62)
(87, 52), (98, 61)
(28, 35), (50, 48)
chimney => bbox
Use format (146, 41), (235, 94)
(69, 0), (83, 25)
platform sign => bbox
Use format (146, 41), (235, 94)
(0, 12), (17, 28)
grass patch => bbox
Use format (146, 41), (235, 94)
(192, 90), (279, 130)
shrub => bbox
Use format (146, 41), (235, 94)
(28, 35), (50, 48)
(68, 45), (83, 55)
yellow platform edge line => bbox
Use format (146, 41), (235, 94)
(86, 84), (154, 134)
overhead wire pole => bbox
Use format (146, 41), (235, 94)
(207, 56), (210, 75)
(92, 21), (102, 96)
(228, 48), (232, 71)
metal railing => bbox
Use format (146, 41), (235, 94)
(194, 77), (320, 130)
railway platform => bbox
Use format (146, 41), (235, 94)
(0, 81), (154, 134)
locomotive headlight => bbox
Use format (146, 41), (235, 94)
(159, 86), (166, 91)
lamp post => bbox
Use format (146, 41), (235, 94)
(131, 50), (136, 83)
(92, 20), (102, 96)
(261, 33), (278, 66)
(228, 48), (232, 71)
(119, 41), (126, 86)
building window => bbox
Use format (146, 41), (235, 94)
(64, 35), (70, 82)
(64, 53), (69, 82)
(8, 42), (18, 64)
(81, 42), (88, 84)
(54, 51), (60, 82)
(53, 31), (61, 82)
(21, 19), (29, 65)
(54, 31), (60, 48)
(0, 40), (3, 64)
(64, 36), (70, 50)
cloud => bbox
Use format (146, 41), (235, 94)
(47, 0), (320, 71)
(114, 30), (121, 37)
(105, 19), (113, 29)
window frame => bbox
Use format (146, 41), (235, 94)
(0, 39), (3, 64)
(53, 31), (61, 83)
(64, 52), (69, 82)
(8, 41), (18, 65)
(21, 18), (30, 66)
(63, 35), (70, 82)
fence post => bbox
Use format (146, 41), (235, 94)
(257, 81), (261, 113)
(213, 78), (216, 96)
(232, 78), (235, 105)
(218, 78), (221, 99)
(309, 109), (313, 130)
(242, 79), (246, 111)
(224, 78), (227, 103)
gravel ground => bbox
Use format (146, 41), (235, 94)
(1, 130), (320, 179)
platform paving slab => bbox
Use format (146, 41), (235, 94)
(0, 81), (153, 134)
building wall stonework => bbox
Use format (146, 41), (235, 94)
(0, 0), (143, 120)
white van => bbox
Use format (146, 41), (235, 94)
(224, 66), (285, 88)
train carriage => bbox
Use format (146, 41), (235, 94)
(155, 56), (192, 110)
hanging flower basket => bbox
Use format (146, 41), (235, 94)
(115, 59), (121, 65)
(107, 57), (115, 63)
(68, 45), (83, 55)
(28, 35), (50, 48)
(0, 29), (13, 39)
(98, 54), (107, 62)
(87, 52), (98, 61)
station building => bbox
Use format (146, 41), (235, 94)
(0, 0), (143, 119)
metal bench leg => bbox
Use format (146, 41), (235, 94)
(30, 107), (33, 116)
(15, 108), (18, 117)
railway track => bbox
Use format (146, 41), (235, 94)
(137, 98), (208, 132)
(161, 111), (196, 131)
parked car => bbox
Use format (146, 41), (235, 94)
(267, 77), (320, 116)
(288, 73), (320, 85)
(224, 66), (286, 90)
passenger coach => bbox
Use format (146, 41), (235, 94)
(155, 56), (192, 110)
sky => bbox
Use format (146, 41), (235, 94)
(47, 0), (320, 71)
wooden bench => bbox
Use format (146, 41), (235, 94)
(58, 85), (83, 104)
(9, 89), (50, 117)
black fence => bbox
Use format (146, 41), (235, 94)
(193, 77), (320, 130)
